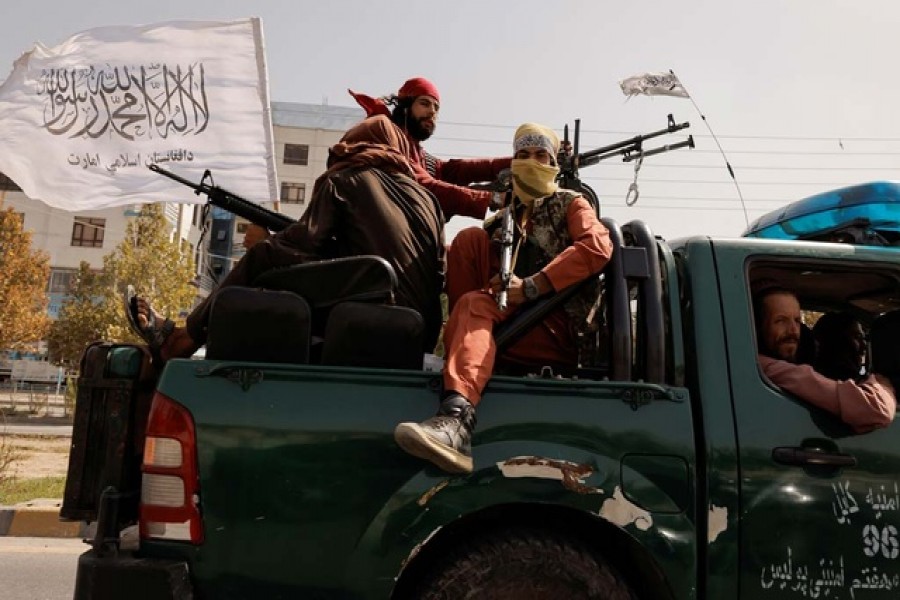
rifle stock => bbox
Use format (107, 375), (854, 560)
(149, 164), (295, 233)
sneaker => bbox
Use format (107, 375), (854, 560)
(394, 394), (476, 474)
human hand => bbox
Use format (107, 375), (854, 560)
(489, 191), (509, 212)
(488, 273), (525, 306)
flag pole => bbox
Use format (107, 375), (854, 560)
(669, 70), (749, 227)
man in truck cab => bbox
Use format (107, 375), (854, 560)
(754, 284), (897, 433)
(349, 77), (511, 219)
(393, 122), (613, 474)
(812, 311), (867, 381)
(127, 114), (445, 361)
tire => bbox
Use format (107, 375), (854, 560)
(411, 528), (637, 600)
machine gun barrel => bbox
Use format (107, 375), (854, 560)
(149, 164), (295, 233)
(622, 136), (695, 161)
(577, 114), (690, 168)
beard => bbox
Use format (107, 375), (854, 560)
(772, 334), (800, 362)
(405, 114), (434, 142)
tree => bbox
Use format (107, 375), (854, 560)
(47, 262), (115, 366)
(0, 205), (50, 351)
(48, 204), (197, 363)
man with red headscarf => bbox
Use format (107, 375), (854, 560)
(349, 77), (511, 220)
(127, 115), (446, 361)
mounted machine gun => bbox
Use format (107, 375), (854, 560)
(558, 113), (694, 209)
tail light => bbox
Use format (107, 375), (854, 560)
(139, 392), (203, 543)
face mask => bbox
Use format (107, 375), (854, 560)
(511, 158), (559, 205)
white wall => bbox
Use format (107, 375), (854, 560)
(271, 124), (346, 222)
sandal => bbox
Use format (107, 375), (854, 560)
(124, 285), (175, 361)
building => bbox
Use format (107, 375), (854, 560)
(1, 177), (208, 319)
(0, 102), (363, 321)
(216, 101), (362, 274)
(269, 101), (362, 221)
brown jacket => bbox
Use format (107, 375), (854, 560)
(187, 116), (445, 350)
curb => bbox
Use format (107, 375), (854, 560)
(0, 500), (90, 538)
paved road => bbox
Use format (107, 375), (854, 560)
(0, 424), (72, 437)
(0, 536), (84, 599)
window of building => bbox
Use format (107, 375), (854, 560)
(284, 144), (310, 166)
(236, 221), (250, 234)
(281, 182), (306, 205)
(71, 217), (105, 248)
(47, 268), (77, 294)
(0, 172), (22, 191)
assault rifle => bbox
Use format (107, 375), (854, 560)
(149, 164), (294, 233)
(496, 201), (515, 311)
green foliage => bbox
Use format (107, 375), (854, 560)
(47, 262), (115, 366)
(0, 205), (51, 350)
(48, 204), (196, 364)
(0, 476), (66, 505)
(63, 375), (78, 417)
(0, 415), (22, 489)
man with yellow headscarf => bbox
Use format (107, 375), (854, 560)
(394, 122), (614, 474)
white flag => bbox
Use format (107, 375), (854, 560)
(0, 18), (278, 211)
(619, 71), (690, 99)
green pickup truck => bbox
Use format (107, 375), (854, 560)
(63, 207), (900, 599)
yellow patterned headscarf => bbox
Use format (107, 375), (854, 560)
(511, 123), (560, 205)
(513, 123), (560, 162)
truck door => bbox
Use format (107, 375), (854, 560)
(715, 245), (900, 599)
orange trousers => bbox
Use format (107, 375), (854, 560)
(443, 228), (576, 404)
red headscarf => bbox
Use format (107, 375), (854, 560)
(348, 77), (441, 118)
(397, 77), (440, 102)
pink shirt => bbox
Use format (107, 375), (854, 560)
(759, 354), (896, 433)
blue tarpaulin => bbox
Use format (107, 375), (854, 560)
(742, 181), (900, 240)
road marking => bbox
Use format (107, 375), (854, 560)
(0, 544), (85, 554)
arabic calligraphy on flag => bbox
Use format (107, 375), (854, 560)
(0, 18), (277, 210)
(619, 71), (690, 99)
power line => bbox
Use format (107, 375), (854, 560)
(433, 136), (900, 156)
(601, 195), (790, 203)
(580, 176), (861, 186)
(600, 203), (774, 212)
(439, 120), (900, 143)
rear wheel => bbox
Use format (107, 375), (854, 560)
(411, 528), (637, 600)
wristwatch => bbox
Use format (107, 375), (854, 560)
(523, 277), (540, 301)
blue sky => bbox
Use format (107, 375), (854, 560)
(3, 0), (899, 240)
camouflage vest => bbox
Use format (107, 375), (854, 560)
(500, 189), (605, 367)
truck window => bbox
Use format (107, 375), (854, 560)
(748, 260), (900, 433)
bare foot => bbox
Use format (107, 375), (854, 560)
(133, 297), (198, 361)
(134, 297), (164, 331)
